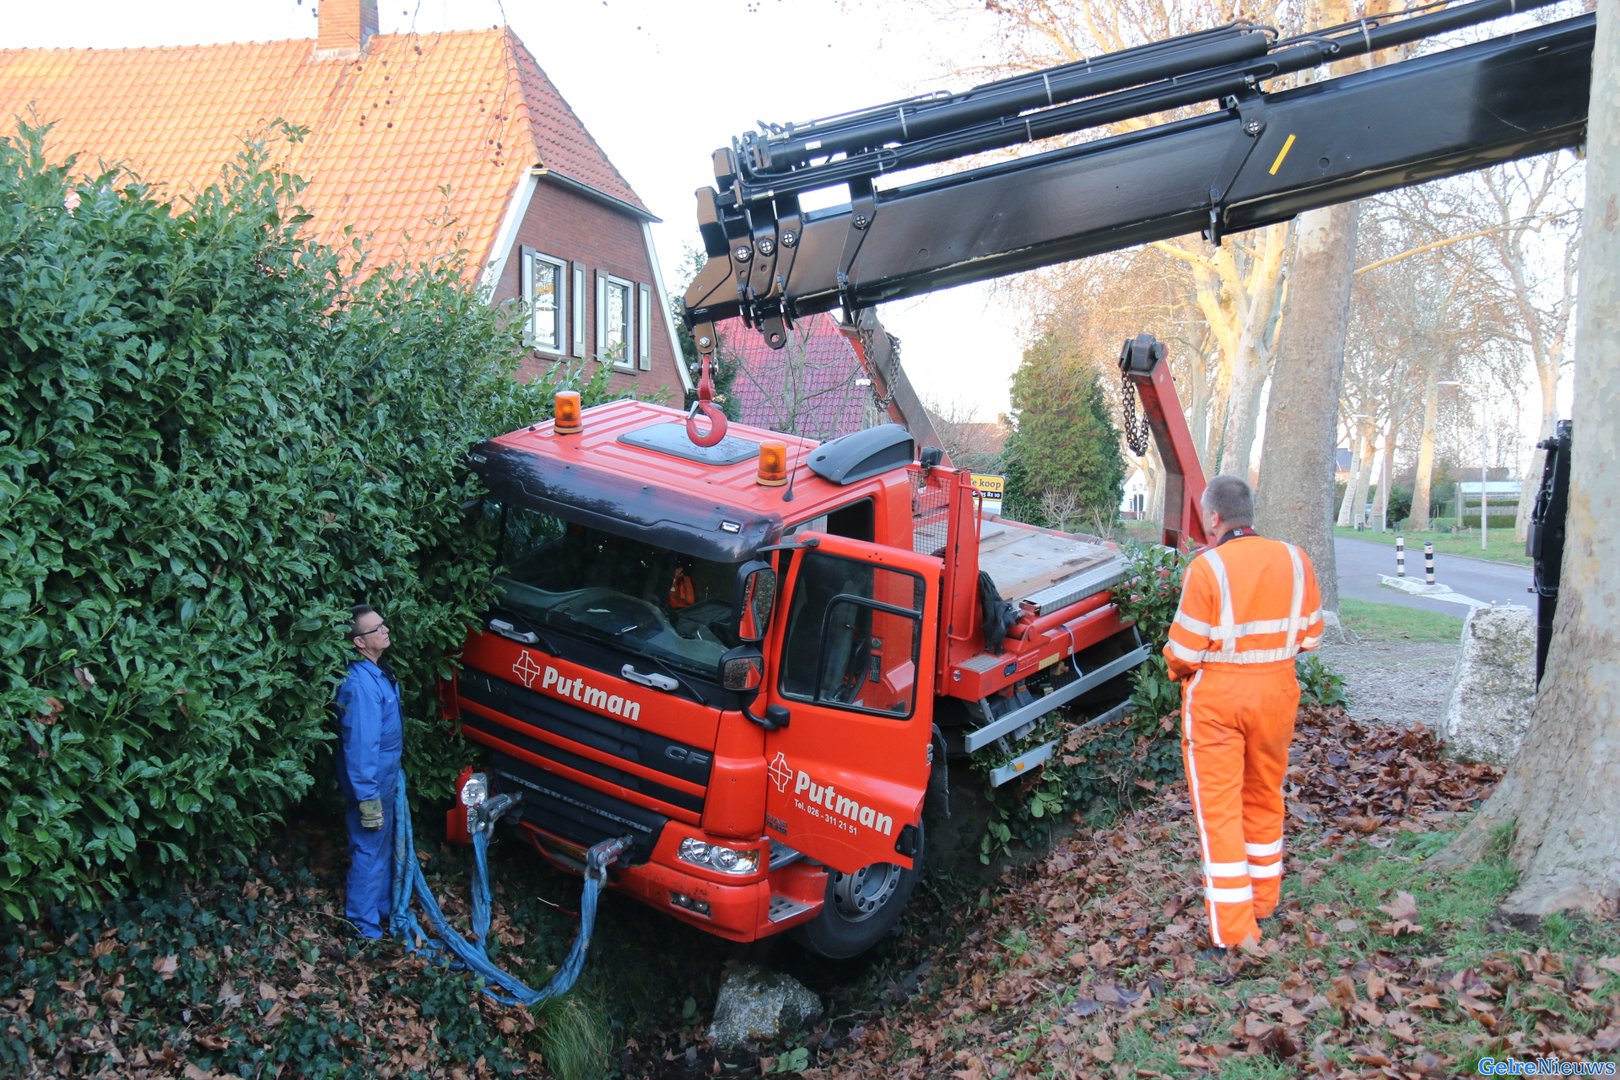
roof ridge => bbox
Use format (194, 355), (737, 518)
(497, 27), (649, 214)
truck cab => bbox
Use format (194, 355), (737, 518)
(448, 398), (945, 956)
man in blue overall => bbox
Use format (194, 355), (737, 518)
(335, 604), (404, 939)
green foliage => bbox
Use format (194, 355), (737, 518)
(978, 542), (1189, 861)
(1002, 331), (1126, 529)
(0, 828), (620, 1076)
(531, 995), (613, 1080)
(1296, 653), (1348, 707)
(0, 121), (604, 918)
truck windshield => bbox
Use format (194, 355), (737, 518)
(492, 503), (740, 681)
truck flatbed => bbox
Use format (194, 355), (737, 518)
(977, 517), (1128, 616)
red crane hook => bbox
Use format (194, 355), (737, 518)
(685, 348), (728, 447)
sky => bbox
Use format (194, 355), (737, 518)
(3, 0), (1028, 421)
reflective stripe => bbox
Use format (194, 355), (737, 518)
(1175, 611), (1213, 637)
(1167, 638), (1206, 664)
(1245, 839), (1284, 857)
(1300, 634), (1321, 650)
(1203, 647), (1297, 665)
(1204, 551), (1237, 653)
(1249, 860), (1283, 880)
(1205, 885), (1255, 903)
(1183, 670), (1223, 946)
(1206, 615), (1318, 639)
(1285, 543), (1305, 655)
(1204, 860), (1249, 878)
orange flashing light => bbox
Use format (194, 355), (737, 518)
(757, 442), (788, 487)
(553, 391), (582, 434)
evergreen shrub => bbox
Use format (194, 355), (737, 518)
(0, 123), (603, 918)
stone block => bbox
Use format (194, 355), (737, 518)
(1439, 604), (1536, 765)
(708, 963), (823, 1049)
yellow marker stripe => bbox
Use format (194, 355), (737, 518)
(1268, 134), (1297, 176)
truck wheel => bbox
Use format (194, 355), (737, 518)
(792, 824), (922, 959)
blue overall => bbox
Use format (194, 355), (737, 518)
(335, 659), (403, 938)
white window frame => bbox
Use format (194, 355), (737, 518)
(521, 248), (568, 356)
(596, 272), (636, 372)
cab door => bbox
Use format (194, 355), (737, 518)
(760, 534), (939, 874)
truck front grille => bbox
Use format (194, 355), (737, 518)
(459, 668), (710, 818)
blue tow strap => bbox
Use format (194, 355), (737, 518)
(386, 773), (623, 1006)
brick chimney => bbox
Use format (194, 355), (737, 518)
(316, 0), (379, 59)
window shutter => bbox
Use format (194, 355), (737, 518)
(638, 284), (652, 371)
(519, 246), (536, 347)
(595, 272), (606, 363)
(571, 263), (586, 357)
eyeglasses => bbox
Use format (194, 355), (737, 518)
(355, 621), (389, 638)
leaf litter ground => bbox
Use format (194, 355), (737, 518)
(5, 705), (1619, 1079)
(802, 705), (1620, 1078)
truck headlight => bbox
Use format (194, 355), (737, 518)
(677, 837), (759, 876)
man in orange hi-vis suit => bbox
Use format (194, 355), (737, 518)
(1165, 474), (1324, 951)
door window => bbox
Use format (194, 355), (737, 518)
(778, 550), (924, 718)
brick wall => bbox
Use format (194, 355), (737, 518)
(494, 180), (685, 403)
(316, 0), (378, 56)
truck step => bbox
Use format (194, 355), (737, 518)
(767, 893), (816, 924)
(769, 838), (804, 870)
(989, 740), (1056, 786)
(963, 642), (1148, 753)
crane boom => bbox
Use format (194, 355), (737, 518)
(682, 0), (1591, 351)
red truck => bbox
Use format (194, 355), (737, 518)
(444, 334), (1201, 957)
(443, 0), (1590, 957)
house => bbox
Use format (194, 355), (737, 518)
(0, 0), (688, 400)
(719, 312), (878, 440)
(1120, 464), (1150, 519)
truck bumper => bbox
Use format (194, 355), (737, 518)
(517, 820), (826, 943)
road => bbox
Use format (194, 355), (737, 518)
(1333, 536), (1535, 617)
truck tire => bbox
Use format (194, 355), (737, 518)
(792, 823), (922, 959)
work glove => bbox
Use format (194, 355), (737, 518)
(358, 799), (384, 830)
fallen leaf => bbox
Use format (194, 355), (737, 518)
(152, 955), (178, 980)
(1378, 891), (1418, 921)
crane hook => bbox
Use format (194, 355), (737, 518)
(686, 349), (729, 447)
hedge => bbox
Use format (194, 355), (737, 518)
(0, 122), (607, 918)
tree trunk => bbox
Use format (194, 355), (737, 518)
(1408, 368), (1441, 530)
(1434, 0), (1620, 916)
(1255, 200), (1359, 617)
(1350, 419), (1378, 528)
(1335, 438), (1365, 526)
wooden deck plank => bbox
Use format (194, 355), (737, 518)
(977, 519), (1119, 603)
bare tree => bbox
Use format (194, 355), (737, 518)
(1376, 157), (1583, 540)
(931, 0), (1294, 485)
(1433, 0), (1618, 915)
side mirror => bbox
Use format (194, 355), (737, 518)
(734, 560), (776, 644)
(719, 645), (764, 693)
(719, 644), (788, 731)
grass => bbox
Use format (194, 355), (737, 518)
(1340, 597), (1464, 643)
(1334, 525), (1533, 568)
(1099, 827), (1620, 1077)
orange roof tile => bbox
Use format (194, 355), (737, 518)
(0, 28), (650, 272)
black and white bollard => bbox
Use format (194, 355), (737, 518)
(1396, 535), (1406, 577)
(1424, 541), (1436, 585)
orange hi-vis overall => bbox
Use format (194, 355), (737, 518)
(1164, 531), (1323, 947)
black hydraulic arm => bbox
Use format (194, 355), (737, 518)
(1527, 420), (1572, 686)
(683, 0), (1591, 349)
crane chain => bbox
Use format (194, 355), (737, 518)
(1121, 369), (1152, 457)
(857, 326), (901, 411)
